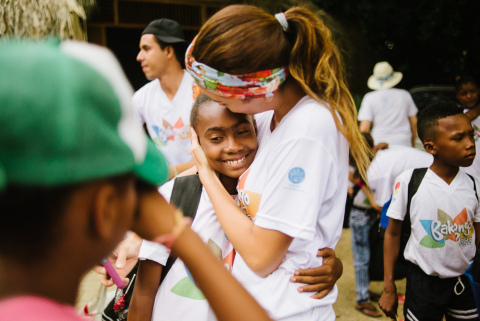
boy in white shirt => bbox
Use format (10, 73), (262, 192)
(379, 101), (480, 320)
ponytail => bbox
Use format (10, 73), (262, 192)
(284, 7), (370, 180)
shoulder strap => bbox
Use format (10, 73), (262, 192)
(160, 174), (203, 283)
(403, 168), (428, 238)
(170, 174), (203, 219)
(466, 173), (479, 202)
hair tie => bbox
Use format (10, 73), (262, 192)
(275, 13), (289, 32)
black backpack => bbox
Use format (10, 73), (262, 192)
(369, 168), (478, 281)
(102, 174), (203, 321)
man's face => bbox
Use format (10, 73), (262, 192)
(136, 34), (168, 80)
(431, 114), (476, 168)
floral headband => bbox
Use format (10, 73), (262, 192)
(185, 38), (288, 99)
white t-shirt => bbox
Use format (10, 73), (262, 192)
(132, 71), (194, 165)
(352, 185), (372, 209)
(387, 168), (480, 278)
(233, 96), (348, 320)
(462, 110), (480, 177)
(367, 146), (433, 207)
(358, 88), (418, 147)
(139, 180), (234, 321)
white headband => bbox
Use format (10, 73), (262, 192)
(275, 13), (289, 32)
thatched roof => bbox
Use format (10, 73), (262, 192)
(0, 0), (96, 40)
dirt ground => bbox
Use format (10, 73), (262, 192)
(334, 228), (406, 320)
(76, 227), (406, 320)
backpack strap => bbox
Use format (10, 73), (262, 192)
(403, 167), (428, 239)
(466, 173), (479, 202)
(160, 174), (203, 283)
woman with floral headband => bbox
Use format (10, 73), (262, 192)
(187, 4), (370, 321)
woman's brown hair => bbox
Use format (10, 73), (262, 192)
(193, 4), (371, 179)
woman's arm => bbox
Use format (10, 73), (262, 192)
(190, 129), (293, 277)
(127, 260), (162, 321)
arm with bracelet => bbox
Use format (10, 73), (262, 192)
(130, 182), (272, 321)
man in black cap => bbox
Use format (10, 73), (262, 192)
(133, 19), (195, 179)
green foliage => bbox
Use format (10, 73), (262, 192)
(312, 0), (480, 88)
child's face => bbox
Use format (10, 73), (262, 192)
(457, 82), (479, 109)
(431, 114), (476, 168)
(196, 101), (258, 178)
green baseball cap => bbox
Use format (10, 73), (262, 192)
(0, 39), (168, 189)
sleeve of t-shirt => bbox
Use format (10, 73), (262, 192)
(254, 136), (338, 241)
(138, 180), (175, 264)
(358, 95), (373, 121)
(406, 93), (418, 117)
(386, 169), (413, 221)
(473, 176), (480, 223)
(138, 240), (170, 265)
(131, 92), (145, 124)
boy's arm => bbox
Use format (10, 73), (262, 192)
(475, 222), (480, 247)
(291, 248), (343, 299)
(378, 218), (402, 319)
(128, 259), (163, 321)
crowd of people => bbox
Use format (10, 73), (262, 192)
(1, 3), (480, 321)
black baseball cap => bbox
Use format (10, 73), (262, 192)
(142, 19), (186, 44)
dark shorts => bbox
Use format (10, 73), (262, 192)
(404, 263), (478, 321)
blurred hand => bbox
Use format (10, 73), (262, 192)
(93, 232), (142, 287)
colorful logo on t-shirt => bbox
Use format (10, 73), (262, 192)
(288, 167), (305, 184)
(170, 238), (235, 300)
(394, 182), (401, 195)
(473, 124), (480, 142)
(151, 117), (191, 146)
(419, 207), (474, 248)
(237, 168), (262, 219)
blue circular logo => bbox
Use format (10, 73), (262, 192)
(288, 167), (305, 184)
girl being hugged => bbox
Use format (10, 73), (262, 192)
(187, 5), (369, 320)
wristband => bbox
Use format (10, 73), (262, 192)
(173, 164), (178, 177)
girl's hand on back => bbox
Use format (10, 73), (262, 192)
(290, 248), (343, 299)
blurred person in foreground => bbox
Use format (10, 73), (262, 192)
(0, 39), (271, 321)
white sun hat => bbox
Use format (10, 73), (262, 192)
(367, 61), (403, 90)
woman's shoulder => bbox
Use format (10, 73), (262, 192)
(285, 96), (337, 133)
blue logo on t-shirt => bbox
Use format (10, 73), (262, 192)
(288, 167), (305, 184)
